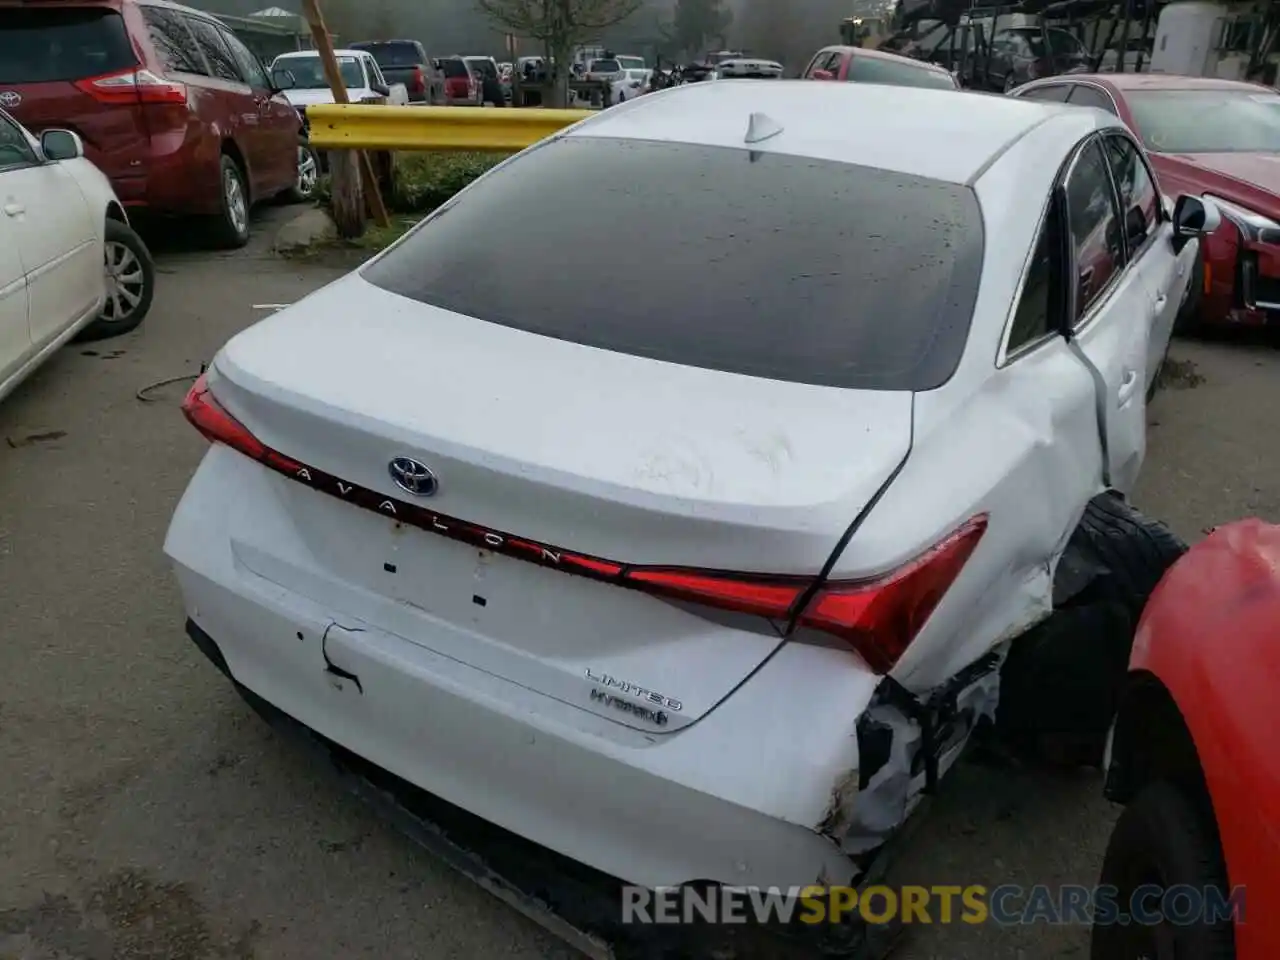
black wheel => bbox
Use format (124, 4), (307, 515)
(1063, 493), (1188, 628)
(285, 137), (319, 203)
(1091, 782), (1235, 960)
(79, 219), (155, 341)
(993, 495), (1187, 766)
(994, 599), (1133, 766)
(1174, 255), (1205, 337)
(209, 152), (250, 248)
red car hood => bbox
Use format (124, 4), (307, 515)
(1153, 151), (1280, 220)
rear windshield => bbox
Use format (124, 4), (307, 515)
(0, 7), (135, 84)
(362, 138), (983, 391)
(353, 42), (420, 67)
(591, 59), (621, 72)
(467, 58), (497, 77)
(440, 59), (469, 78)
(848, 56), (956, 89)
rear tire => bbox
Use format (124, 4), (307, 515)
(1091, 782), (1236, 960)
(79, 219), (155, 341)
(1064, 493), (1188, 628)
(993, 496), (1187, 766)
(209, 153), (250, 249)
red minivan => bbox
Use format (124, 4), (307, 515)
(0, 0), (305, 247)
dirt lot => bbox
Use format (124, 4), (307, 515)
(1, 209), (1276, 959)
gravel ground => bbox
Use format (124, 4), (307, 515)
(1, 209), (1276, 959)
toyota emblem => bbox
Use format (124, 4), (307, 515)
(388, 456), (438, 497)
(0, 91), (20, 109)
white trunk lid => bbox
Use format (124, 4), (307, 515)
(210, 275), (910, 728)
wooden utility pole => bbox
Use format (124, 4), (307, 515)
(297, 0), (390, 235)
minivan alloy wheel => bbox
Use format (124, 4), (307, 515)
(101, 240), (146, 323)
(296, 146), (318, 198)
(224, 165), (248, 235)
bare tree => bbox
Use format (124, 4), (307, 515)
(661, 0), (731, 58)
(476, 0), (642, 105)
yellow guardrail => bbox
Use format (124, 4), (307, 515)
(304, 105), (595, 152)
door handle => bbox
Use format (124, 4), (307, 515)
(3, 202), (22, 216)
(1117, 369), (1139, 404)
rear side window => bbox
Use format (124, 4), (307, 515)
(362, 137), (984, 391)
(220, 28), (270, 88)
(184, 16), (243, 83)
(846, 56), (956, 89)
(0, 8), (136, 84)
(142, 7), (205, 75)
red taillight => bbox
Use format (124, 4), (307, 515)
(180, 371), (984, 674)
(625, 518), (986, 673)
(411, 66), (425, 92)
(182, 374), (299, 474)
(75, 67), (187, 105)
(797, 517), (987, 672)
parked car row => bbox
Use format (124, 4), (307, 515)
(0, 0), (311, 249)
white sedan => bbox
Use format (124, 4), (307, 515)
(1, 110), (154, 405)
(165, 80), (1215, 909)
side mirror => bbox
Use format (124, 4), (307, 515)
(811, 68), (836, 80)
(371, 81), (390, 97)
(40, 128), (83, 161)
(1171, 195), (1222, 252)
(270, 68), (296, 90)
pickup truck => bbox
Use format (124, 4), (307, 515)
(269, 49), (410, 116)
(349, 40), (444, 104)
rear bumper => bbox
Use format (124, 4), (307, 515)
(164, 447), (865, 891)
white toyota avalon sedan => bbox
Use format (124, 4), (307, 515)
(165, 79), (1215, 902)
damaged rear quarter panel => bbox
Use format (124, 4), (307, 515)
(832, 350), (1102, 693)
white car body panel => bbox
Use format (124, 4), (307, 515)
(0, 111), (112, 404)
(165, 80), (1199, 888)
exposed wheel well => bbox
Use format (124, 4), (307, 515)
(221, 139), (250, 202)
(105, 201), (127, 223)
(1105, 671), (1208, 807)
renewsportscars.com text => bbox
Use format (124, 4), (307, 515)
(621, 884), (1246, 927)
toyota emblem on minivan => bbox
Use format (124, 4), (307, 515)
(388, 457), (438, 497)
(0, 92), (20, 108)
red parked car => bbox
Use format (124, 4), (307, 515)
(438, 56), (479, 106)
(1095, 518), (1280, 960)
(1011, 74), (1280, 331)
(0, 0), (306, 248)
(801, 45), (960, 89)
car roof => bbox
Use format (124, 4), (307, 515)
(276, 49), (369, 59)
(567, 78), (1096, 185)
(817, 45), (953, 74)
(1065, 73), (1272, 93)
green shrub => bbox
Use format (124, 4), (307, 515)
(391, 151), (506, 213)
